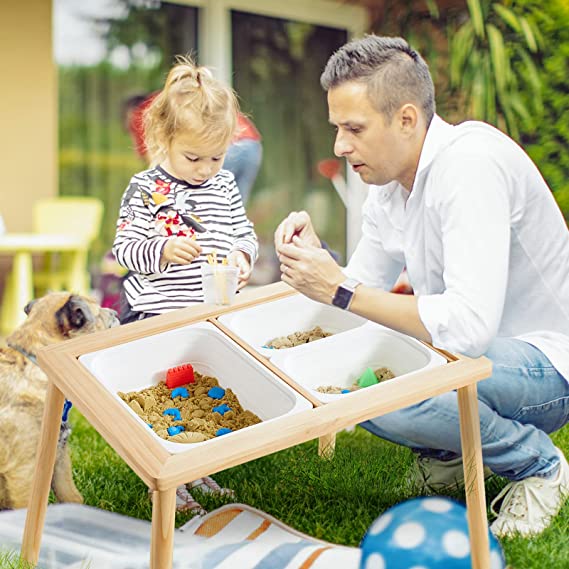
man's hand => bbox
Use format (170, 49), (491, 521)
(161, 236), (202, 265)
(227, 250), (252, 290)
(278, 236), (344, 303)
(274, 211), (321, 251)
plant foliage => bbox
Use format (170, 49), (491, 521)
(448, 0), (544, 140)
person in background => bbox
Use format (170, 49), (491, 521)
(114, 55), (258, 514)
(275, 35), (569, 538)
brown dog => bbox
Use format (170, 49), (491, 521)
(0, 292), (118, 509)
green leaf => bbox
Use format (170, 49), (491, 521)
(493, 4), (521, 33)
(510, 92), (534, 131)
(502, 103), (520, 140)
(516, 47), (542, 96)
(484, 58), (496, 123)
(471, 64), (487, 119)
(425, 0), (440, 19)
(467, 0), (485, 39)
(519, 16), (538, 52)
(528, 18), (545, 51)
(487, 24), (508, 94)
(450, 22), (474, 87)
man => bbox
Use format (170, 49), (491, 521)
(274, 35), (569, 538)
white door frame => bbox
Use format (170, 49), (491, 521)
(175, 0), (367, 82)
(176, 0), (369, 259)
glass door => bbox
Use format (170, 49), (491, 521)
(231, 10), (348, 279)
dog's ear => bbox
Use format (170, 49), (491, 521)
(24, 299), (38, 315)
(55, 295), (95, 336)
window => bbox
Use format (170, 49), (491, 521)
(55, 0), (199, 258)
(232, 10), (348, 261)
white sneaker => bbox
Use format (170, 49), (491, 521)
(410, 455), (493, 494)
(490, 448), (569, 538)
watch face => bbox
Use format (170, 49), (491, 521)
(332, 285), (353, 309)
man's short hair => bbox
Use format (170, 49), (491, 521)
(321, 35), (435, 125)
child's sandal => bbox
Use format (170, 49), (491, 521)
(188, 476), (235, 497)
(148, 486), (206, 515)
(175, 485), (206, 515)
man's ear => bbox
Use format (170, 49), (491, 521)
(55, 295), (94, 336)
(399, 104), (419, 133)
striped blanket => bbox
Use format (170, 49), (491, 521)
(178, 503), (362, 569)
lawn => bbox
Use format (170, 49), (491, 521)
(2, 412), (568, 568)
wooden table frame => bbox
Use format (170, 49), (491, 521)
(21, 282), (492, 569)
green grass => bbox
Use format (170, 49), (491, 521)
(4, 412), (569, 568)
(0, 551), (35, 569)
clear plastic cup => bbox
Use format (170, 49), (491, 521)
(201, 263), (239, 305)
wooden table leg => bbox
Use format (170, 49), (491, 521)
(457, 383), (490, 569)
(1, 252), (33, 334)
(150, 487), (177, 569)
(13, 252), (33, 326)
(318, 432), (336, 459)
(21, 380), (65, 565)
(66, 250), (89, 295)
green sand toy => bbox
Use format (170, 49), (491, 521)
(357, 367), (379, 388)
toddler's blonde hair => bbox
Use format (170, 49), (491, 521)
(144, 56), (239, 165)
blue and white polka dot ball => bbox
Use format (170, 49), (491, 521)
(360, 497), (505, 569)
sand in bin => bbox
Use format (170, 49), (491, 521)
(266, 326), (332, 349)
(118, 371), (261, 443)
(317, 366), (395, 394)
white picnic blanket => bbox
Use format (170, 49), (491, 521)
(0, 502), (361, 569)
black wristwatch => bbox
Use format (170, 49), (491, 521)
(332, 278), (360, 310)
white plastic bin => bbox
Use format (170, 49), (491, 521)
(79, 322), (312, 454)
(270, 322), (448, 403)
(217, 294), (368, 358)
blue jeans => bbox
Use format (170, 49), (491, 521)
(223, 139), (262, 205)
(360, 338), (569, 481)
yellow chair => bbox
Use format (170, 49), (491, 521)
(32, 197), (104, 296)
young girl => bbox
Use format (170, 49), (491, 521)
(113, 56), (258, 514)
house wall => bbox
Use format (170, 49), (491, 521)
(0, 0), (57, 232)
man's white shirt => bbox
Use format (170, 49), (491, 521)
(347, 114), (569, 381)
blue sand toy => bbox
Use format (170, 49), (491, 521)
(171, 387), (189, 399)
(360, 497), (505, 569)
(163, 408), (182, 421)
(167, 425), (185, 436)
(208, 387), (226, 399)
(213, 404), (232, 416)
(215, 428), (232, 436)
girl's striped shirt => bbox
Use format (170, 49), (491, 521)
(113, 165), (258, 315)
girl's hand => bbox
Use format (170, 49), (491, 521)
(227, 250), (252, 290)
(161, 236), (202, 265)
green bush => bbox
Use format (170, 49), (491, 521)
(518, 0), (569, 219)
